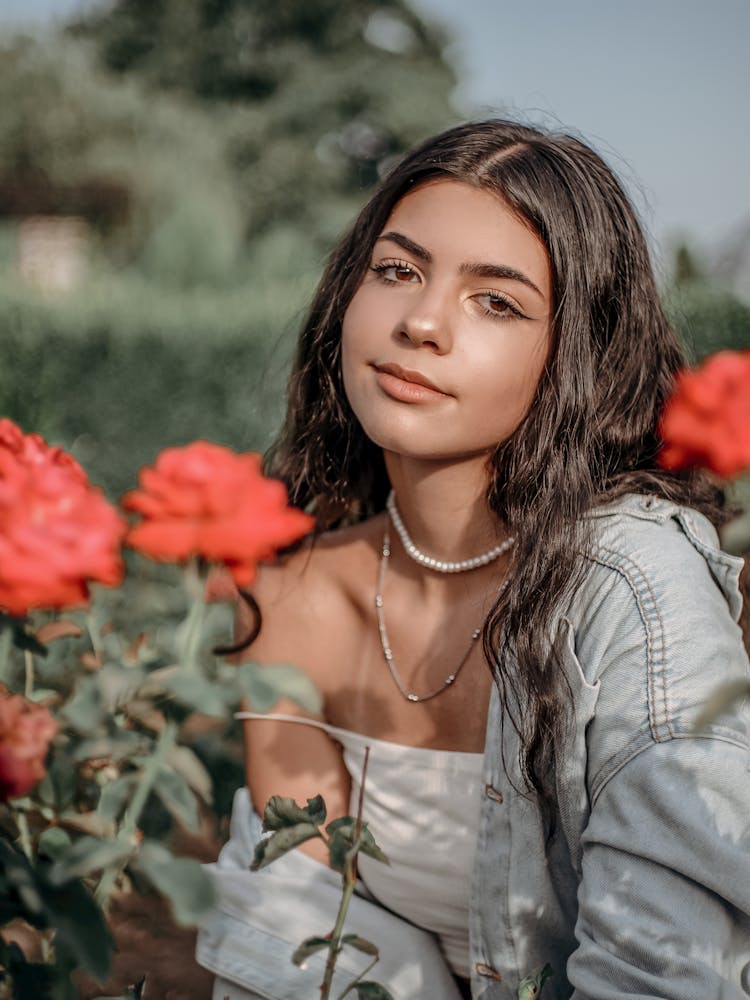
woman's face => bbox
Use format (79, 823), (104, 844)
(341, 178), (553, 463)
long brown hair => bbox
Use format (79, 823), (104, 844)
(267, 119), (725, 819)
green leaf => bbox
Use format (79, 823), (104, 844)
(0, 840), (41, 923)
(62, 677), (104, 733)
(38, 827), (72, 862)
(341, 934), (378, 957)
(324, 818), (389, 870)
(357, 823), (389, 867)
(36, 876), (113, 982)
(97, 663), (147, 713)
(518, 963), (554, 1000)
(251, 823), (321, 870)
(236, 661), (322, 714)
(291, 935), (331, 967)
(0, 840), (45, 920)
(328, 828), (352, 873)
(166, 744), (213, 804)
(325, 816), (356, 837)
(0, 840), (113, 983)
(133, 841), (218, 925)
(37, 756), (77, 812)
(164, 671), (227, 717)
(152, 765), (199, 831)
(263, 794), (326, 831)
(353, 983), (394, 999)
(73, 729), (151, 762)
(48, 835), (134, 886)
(4, 955), (75, 1000)
(97, 774), (137, 824)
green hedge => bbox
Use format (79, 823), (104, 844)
(0, 274), (313, 499)
(665, 283), (750, 361)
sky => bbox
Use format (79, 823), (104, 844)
(2, 0), (748, 279)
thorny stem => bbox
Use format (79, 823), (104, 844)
(94, 721), (177, 910)
(23, 649), (34, 699)
(320, 747), (371, 1000)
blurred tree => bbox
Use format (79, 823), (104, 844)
(0, 37), (247, 285)
(673, 241), (704, 288)
(666, 240), (750, 360)
(69, 0), (459, 250)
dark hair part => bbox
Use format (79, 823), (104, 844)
(268, 119), (725, 821)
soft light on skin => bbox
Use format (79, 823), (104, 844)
(341, 178), (553, 468)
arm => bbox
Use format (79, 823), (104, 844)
(568, 737), (750, 999)
(232, 553), (352, 866)
(566, 513), (750, 997)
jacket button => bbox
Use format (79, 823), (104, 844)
(485, 783), (504, 803)
(475, 963), (502, 981)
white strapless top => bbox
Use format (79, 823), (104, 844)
(238, 713), (484, 978)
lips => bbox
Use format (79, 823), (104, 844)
(373, 362), (447, 395)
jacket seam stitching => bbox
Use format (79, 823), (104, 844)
(587, 548), (674, 742)
(590, 732), (750, 805)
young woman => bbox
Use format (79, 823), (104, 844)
(197, 120), (750, 999)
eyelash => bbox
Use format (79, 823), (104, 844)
(475, 290), (526, 321)
(370, 260), (526, 321)
(371, 260), (416, 283)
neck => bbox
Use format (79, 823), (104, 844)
(383, 453), (509, 564)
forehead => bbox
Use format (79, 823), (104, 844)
(381, 178), (550, 288)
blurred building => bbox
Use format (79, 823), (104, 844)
(0, 173), (130, 294)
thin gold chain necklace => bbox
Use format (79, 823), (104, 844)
(375, 519), (486, 704)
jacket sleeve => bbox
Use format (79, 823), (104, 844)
(566, 510), (750, 998)
(568, 737), (750, 999)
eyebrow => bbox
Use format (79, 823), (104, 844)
(375, 230), (544, 298)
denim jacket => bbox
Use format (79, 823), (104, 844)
(197, 494), (750, 999)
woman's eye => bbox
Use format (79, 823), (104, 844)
(477, 293), (524, 320)
(371, 262), (419, 283)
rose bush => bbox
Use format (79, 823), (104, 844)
(658, 349), (750, 478)
(0, 691), (58, 800)
(0, 422), (318, 998)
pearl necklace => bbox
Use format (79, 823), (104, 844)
(375, 520), (483, 702)
(386, 491), (513, 573)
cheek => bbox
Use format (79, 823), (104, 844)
(340, 289), (375, 381)
(470, 338), (550, 432)
(340, 307), (365, 410)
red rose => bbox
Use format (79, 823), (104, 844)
(122, 442), (314, 586)
(0, 420), (126, 616)
(658, 350), (750, 478)
(0, 690), (58, 800)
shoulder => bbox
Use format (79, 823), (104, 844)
(237, 514), (384, 685)
(558, 493), (750, 793)
(583, 492), (743, 620)
(570, 492), (745, 641)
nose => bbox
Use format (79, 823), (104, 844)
(397, 285), (453, 354)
